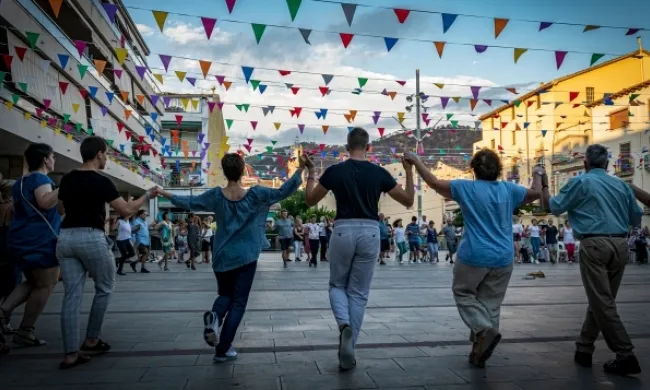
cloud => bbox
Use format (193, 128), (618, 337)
(163, 21), (233, 45)
(136, 24), (154, 37)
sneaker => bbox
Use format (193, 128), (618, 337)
(474, 328), (501, 365)
(574, 351), (592, 368)
(603, 356), (642, 376)
(379, 261), (387, 265)
(202, 311), (220, 347)
(117, 270), (126, 276)
(450, 260), (454, 264)
(140, 268), (150, 273)
(130, 262), (137, 273)
(338, 325), (356, 371)
(213, 347), (238, 363)
(283, 263), (288, 269)
(417, 260), (422, 264)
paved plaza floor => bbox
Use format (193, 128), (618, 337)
(1, 252), (650, 389)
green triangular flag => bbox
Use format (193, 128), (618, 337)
(251, 23), (266, 44)
(450, 120), (458, 128)
(455, 145), (461, 151)
(25, 32), (40, 49)
(250, 80), (260, 91)
(357, 77), (368, 88)
(446, 113), (453, 120)
(266, 146), (273, 153)
(0, 72), (5, 84)
(590, 53), (605, 66)
(286, 0), (302, 21)
(630, 94), (640, 102)
(77, 64), (88, 79)
(235, 104), (243, 111)
(88, 127), (94, 135)
(242, 104), (250, 112)
(629, 110), (634, 117)
(439, 148), (446, 155)
(271, 140), (277, 145)
(106, 139), (114, 146)
(514, 100), (522, 107)
(11, 94), (19, 105)
(18, 82), (28, 93)
(63, 114), (71, 122)
(75, 123), (82, 132)
(226, 119), (234, 129)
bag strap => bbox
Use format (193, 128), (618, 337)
(21, 176), (58, 238)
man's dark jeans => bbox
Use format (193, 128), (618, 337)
(213, 261), (257, 355)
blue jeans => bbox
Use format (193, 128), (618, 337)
(327, 220), (380, 345)
(212, 261), (257, 355)
(428, 242), (438, 260)
(530, 237), (541, 258)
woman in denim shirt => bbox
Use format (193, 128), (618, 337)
(154, 153), (306, 362)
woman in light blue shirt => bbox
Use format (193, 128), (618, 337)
(154, 153), (306, 363)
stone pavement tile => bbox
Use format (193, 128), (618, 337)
(0, 356), (121, 373)
(1, 368), (148, 386)
(357, 347), (429, 359)
(129, 341), (206, 351)
(195, 352), (275, 365)
(418, 345), (473, 357)
(367, 367), (466, 387)
(424, 383), (524, 390)
(357, 334), (411, 344)
(172, 331), (205, 341)
(7, 341), (137, 355)
(281, 372), (378, 390)
(233, 361), (319, 377)
(186, 376), (281, 390)
(394, 356), (475, 370)
(401, 333), (466, 343)
(140, 365), (233, 381)
(112, 355), (200, 368)
(316, 357), (405, 374)
(486, 353), (561, 367)
(272, 323), (332, 331)
(536, 350), (609, 366)
(240, 330), (306, 340)
(495, 343), (566, 354)
(512, 378), (633, 390)
(274, 350), (335, 363)
(363, 328), (428, 336)
(533, 363), (609, 380)
(450, 366), (551, 383)
(4, 381), (188, 390)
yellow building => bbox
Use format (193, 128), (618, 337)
(475, 44), (650, 195)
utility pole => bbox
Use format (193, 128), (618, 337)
(415, 69), (422, 221)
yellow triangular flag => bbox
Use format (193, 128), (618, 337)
(54, 128), (61, 136)
(72, 103), (80, 113)
(434, 83), (444, 89)
(397, 112), (405, 122)
(274, 122), (281, 130)
(451, 96), (461, 103)
(223, 136), (229, 143)
(66, 134), (73, 140)
(114, 48), (128, 65)
(191, 99), (199, 110)
(40, 120), (47, 127)
(5, 102), (13, 111)
(152, 10), (169, 32)
(23, 112), (32, 120)
(153, 74), (164, 84)
(181, 98), (190, 108)
(175, 71), (186, 82)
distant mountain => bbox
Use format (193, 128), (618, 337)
(245, 126), (481, 177)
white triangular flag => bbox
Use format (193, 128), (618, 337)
(40, 59), (51, 73)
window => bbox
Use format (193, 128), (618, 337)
(609, 109), (629, 130)
(586, 87), (595, 104)
(490, 139), (496, 150)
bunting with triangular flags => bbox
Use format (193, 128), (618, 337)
(340, 33), (354, 48)
(152, 10), (169, 32)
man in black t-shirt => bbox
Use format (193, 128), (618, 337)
(303, 127), (415, 371)
(545, 219), (559, 263)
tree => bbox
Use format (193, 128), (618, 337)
(279, 189), (310, 218)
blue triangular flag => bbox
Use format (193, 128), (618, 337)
(384, 37), (398, 52)
(160, 137), (167, 146)
(151, 112), (158, 121)
(442, 13), (458, 33)
(241, 66), (254, 83)
(88, 86), (98, 99)
(315, 112), (322, 119)
(523, 122), (530, 129)
(321, 108), (328, 119)
(321, 151), (327, 158)
(322, 74), (334, 85)
(57, 53), (70, 69)
(119, 144), (125, 152)
(145, 127), (152, 136)
(347, 127), (354, 132)
(259, 84), (267, 94)
(541, 130), (548, 137)
(105, 92), (114, 104)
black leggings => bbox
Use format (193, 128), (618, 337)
(319, 236), (328, 261)
(309, 239), (319, 265)
(116, 239), (135, 271)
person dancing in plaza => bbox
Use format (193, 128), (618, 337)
(405, 149), (542, 368)
(115, 216), (135, 275)
(392, 219), (407, 264)
(306, 215), (320, 267)
(293, 217), (305, 261)
(406, 216), (420, 263)
(130, 210), (152, 273)
(200, 219), (213, 264)
(0, 144), (61, 348)
(156, 212), (173, 271)
(512, 216), (524, 264)
(541, 144), (643, 376)
(378, 213), (389, 266)
(275, 209), (294, 268)
(304, 128), (415, 371)
(186, 215), (200, 270)
(57, 136), (153, 369)
(441, 220), (457, 264)
(426, 221), (439, 263)
(153, 152), (306, 363)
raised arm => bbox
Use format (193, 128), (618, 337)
(386, 156), (415, 208)
(404, 152), (451, 199)
(155, 187), (218, 213)
(266, 168), (305, 205)
(110, 189), (154, 218)
(630, 184), (650, 208)
(523, 167), (544, 205)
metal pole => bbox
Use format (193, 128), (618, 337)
(415, 69), (422, 220)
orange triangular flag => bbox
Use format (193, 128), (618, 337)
(349, 110), (357, 121)
(153, 74), (164, 84)
(48, 0), (63, 17)
(344, 114), (352, 123)
(434, 41), (445, 58)
(494, 18), (509, 38)
(515, 123), (521, 131)
(124, 110), (132, 121)
(120, 91), (129, 102)
(152, 10), (169, 32)
(199, 60), (212, 79)
(136, 94), (145, 105)
(469, 99), (478, 111)
(388, 92), (397, 100)
(223, 81), (232, 90)
(94, 59), (107, 75)
(322, 125), (329, 134)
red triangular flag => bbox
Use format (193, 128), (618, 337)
(339, 33), (354, 48)
(175, 115), (183, 126)
(569, 92), (579, 102)
(393, 9), (410, 24)
(319, 143), (325, 152)
(58, 81), (69, 95)
(250, 121), (258, 130)
(200, 17), (217, 39)
(291, 87), (300, 95)
(497, 145), (504, 151)
(117, 122), (124, 132)
(79, 89), (88, 99)
(247, 138), (253, 145)
(14, 46), (27, 62)
(319, 86), (329, 96)
(278, 70), (291, 76)
(378, 128), (385, 137)
(2, 54), (13, 70)
(244, 144), (252, 153)
(396, 80), (406, 86)
(293, 107), (302, 117)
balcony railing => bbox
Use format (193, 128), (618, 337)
(615, 156), (634, 177)
(167, 177), (204, 188)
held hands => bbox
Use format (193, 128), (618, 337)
(533, 166), (548, 187)
(402, 152), (419, 170)
(299, 153), (315, 171)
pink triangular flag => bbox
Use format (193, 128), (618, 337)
(216, 75), (225, 85)
(201, 17), (217, 39)
(73, 40), (86, 58)
(250, 121), (258, 130)
(555, 51), (568, 70)
(225, 0), (236, 13)
(207, 101), (216, 113)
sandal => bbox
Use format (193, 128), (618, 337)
(0, 334), (9, 356)
(13, 330), (47, 347)
(59, 355), (91, 370)
(80, 339), (111, 354)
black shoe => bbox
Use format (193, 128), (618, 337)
(130, 262), (137, 272)
(140, 268), (150, 273)
(450, 260), (454, 264)
(117, 270), (126, 276)
(603, 356), (641, 376)
(574, 351), (592, 368)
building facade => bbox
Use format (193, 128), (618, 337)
(0, 0), (167, 221)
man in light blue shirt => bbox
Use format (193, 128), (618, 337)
(542, 144), (642, 376)
(130, 210), (151, 273)
(275, 210), (294, 268)
(405, 149), (541, 368)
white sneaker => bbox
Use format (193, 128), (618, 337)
(417, 260), (422, 264)
(213, 347), (238, 363)
(338, 325), (356, 371)
(203, 311), (220, 347)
